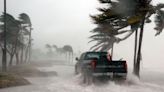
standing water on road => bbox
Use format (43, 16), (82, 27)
(0, 62), (164, 92)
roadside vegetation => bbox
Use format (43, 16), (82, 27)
(0, 73), (30, 88)
(0, 13), (32, 69)
(0, 13), (33, 88)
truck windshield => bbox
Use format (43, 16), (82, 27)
(84, 52), (107, 60)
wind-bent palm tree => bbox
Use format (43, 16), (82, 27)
(62, 45), (73, 63)
(52, 45), (65, 55)
(19, 13), (32, 62)
(45, 44), (53, 57)
(0, 13), (33, 66)
(91, 0), (164, 77)
(0, 13), (21, 66)
(89, 24), (129, 57)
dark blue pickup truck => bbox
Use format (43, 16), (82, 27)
(75, 51), (127, 83)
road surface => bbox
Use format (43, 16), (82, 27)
(0, 62), (164, 92)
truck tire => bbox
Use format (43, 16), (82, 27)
(83, 73), (87, 83)
(75, 68), (78, 75)
(83, 71), (93, 84)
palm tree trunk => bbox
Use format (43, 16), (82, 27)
(28, 28), (32, 62)
(72, 52), (73, 64)
(2, 0), (7, 72)
(135, 17), (145, 78)
(9, 54), (14, 66)
(111, 43), (114, 60)
(69, 52), (70, 64)
(24, 46), (29, 63)
(2, 48), (7, 71)
(133, 29), (138, 74)
(21, 46), (24, 63)
(16, 52), (19, 65)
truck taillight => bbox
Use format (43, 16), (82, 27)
(124, 62), (127, 72)
(91, 60), (96, 70)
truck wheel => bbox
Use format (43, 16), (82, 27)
(75, 66), (79, 75)
(83, 73), (89, 84)
(75, 69), (78, 75)
(88, 75), (94, 84)
(83, 73), (93, 84)
(83, 73), (87, 83)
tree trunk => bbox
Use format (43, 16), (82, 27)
(24, 46), (29, 63)
(72, 52), (73, 64)
(9, 54), (14, 66)
(28, 45), (31, 62)
(2, 0), (7, 72)
(111, 43), (114, 60)
(135, 17), (145, 78)
(66, 52), (67, 61)
(133, 30), (138, 74)
(28, 28), (32, 62)
(69, 52), (70, 64)
(2, 49), (7, 72)
(16, 52), (20, 65)
(20, 46), (24, 63)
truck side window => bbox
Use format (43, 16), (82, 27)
(79, 53), (85, 60)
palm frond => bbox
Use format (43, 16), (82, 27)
(119, 30), (135, 41)
(89, 36), (108, 43)
(154, 10), (164, 36)
(90, 27), (103, 33)
(97, 8), (108, 12)
(19, 13), (32, 26)
(89, 33), (106, 39)
(100, 42), (113, 51)
(98, 0), (112, 3)
(90, 37), (107, 49)
(156, 3), (164, 10)
(90, 42), (104, 51)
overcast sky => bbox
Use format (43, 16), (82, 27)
(0, 0), (101, 52)
(0, 0), (164, 70)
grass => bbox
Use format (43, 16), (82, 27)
(0, 62), (57, 89)
(0, 72), (30, 88)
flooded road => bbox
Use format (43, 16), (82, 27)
(0, 62), (164, 92)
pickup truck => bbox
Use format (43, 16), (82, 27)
(75, 51), (127, 83)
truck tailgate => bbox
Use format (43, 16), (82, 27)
(94, 61), (127, 73)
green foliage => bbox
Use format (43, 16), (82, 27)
(90, 0), (164, 51)
(0, 12), (32, 65)
(154, 10), (164, 36)
(0, 13), (20, 45)
(19, 13), (32, 26)
(98, 0), (112, 3)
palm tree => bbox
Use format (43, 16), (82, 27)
(2, 0), (7, 71)
(45, 44), (53, 56)
(62, 45), (73, 63)
(52, 45), (58, 52)
(19, 13), (32, 62)
(89, 24), (129, 57)
(0, 13), (32, 66)
(0, 13), (21, 66)
(91, 0), (164, 77)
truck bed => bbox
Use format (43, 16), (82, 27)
(85, 60), (127, 78)
(94, 61), (127, 73)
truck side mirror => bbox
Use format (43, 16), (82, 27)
(75, 57), (79, 61)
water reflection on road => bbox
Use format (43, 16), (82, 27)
(0, 63), (164, 92)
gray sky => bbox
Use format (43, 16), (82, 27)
(0, 0), (100, 52)
(0, 0), (164, 70)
